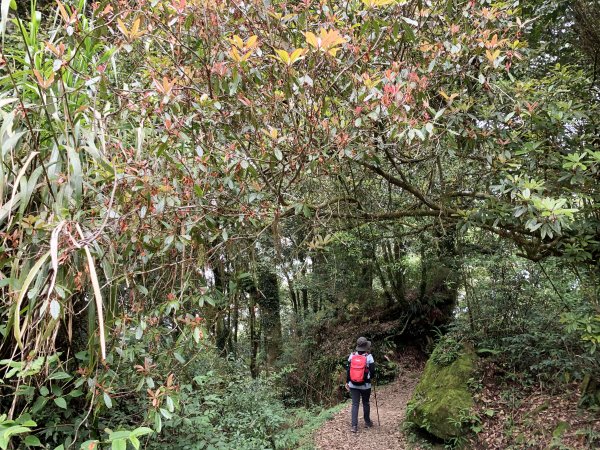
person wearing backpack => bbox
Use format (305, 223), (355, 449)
(345, 336), (375, 433)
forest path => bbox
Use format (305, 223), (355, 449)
(314, 369), (422, 449)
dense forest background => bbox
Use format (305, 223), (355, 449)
(1, 0), (599, 448)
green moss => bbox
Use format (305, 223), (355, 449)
(407, 346), (477, 440)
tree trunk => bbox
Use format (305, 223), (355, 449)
(257, 270), (282, 369)
(419, 245), (428, 304)
(301, 287), (309, 314)
(249, 292), (259, 378)
(232, 293), (239, 345)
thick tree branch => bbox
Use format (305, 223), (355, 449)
(353, 159), (446, 212)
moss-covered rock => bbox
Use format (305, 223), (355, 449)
(407, 346), (477, 440)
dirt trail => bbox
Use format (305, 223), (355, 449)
(314, 370), (421, 450)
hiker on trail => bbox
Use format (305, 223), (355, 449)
(346, 336), (375, 433)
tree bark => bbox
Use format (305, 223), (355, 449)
(257, 269), (282, 369)
(249, 292), (259, 378)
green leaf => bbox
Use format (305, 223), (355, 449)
(108, 431), (131, 440)
(1, 425), (32, 447)
(110, 439), (127, 450)
(50, 300), (61, 320)
(130, 427), (153, 438)
(54, 397), (67, 409)
(17, 418), (36, 427)
(166, 395), (175, 412)
(13, 252), (51, 351)
(79, 441), (98, 450)
(154, 413), (162, 433)
(274, 148), (283, 161)
(129, 436), (140, 450)
(69, 389), (84, 398)
(103, 392), (113, 408)
(24, 435), (42, 447)
(48, 371), (72, 381)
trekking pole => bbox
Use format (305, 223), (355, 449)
(372, 379), (381, 426)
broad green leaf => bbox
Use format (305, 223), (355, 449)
(48, 371), (71, 381)
(154, 414), (162, 433)
(108, 431), (131, 440)
(129, 436), (140, 450)
(1, 425), (31, 450)
(49, 300), (60, 320)
(69, 390), (84, 398)
(103, 392), (113, 408)
(166, 395), (174, 412)
(110, 439), (127, 450)
(130, 427), (153, 437)
(24, 435), (42, 446)
(53, 397), (67, 409)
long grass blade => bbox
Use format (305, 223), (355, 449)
(0, 0), (10, 40)
(76, 224), (106, 361)
(13, 251), (51, 350)
(43, 220), (66, 315)
(6, 151), (38, 227)
(0, 191), (20, 226)
(0, 97), (18, 109)
(19, 165), (43, 217)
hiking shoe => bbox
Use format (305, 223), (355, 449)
(365, 420), (374, 428)
(351, 426), (358, 433)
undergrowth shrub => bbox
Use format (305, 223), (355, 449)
(147, 371), (287, 449)
(430, 331), (463, 367)
(1, 315), (328, 449)
(456, 255), (599, 389)
(278, 318), (345, 407)
(144, 364), (340, 449)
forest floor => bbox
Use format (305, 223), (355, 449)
(468, 362), (600, 449)
(314, 368), (422, 450)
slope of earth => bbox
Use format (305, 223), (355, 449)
(470, 363), (600, 449)
(314, 368), (422, 450)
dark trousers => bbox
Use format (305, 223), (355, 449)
(350, 388), (371, 427)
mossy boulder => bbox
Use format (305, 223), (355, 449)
(407, 346), (477, 440)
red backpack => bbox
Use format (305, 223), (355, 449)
(349, 353), (369, 384)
